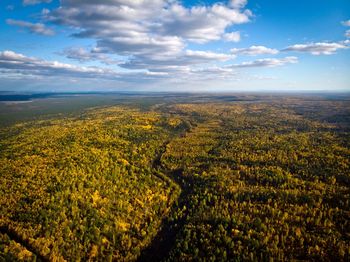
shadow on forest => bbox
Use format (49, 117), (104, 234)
(137, 168), (192, 262)
(0, 225), (47, 261)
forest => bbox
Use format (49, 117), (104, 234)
(0, 94), (349, 261)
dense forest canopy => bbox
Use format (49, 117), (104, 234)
(0, 94), (349, 261)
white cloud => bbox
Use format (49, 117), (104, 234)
(63, 47), (233, 70)
(46, 0), (251, 70)
(283, 42), (348, 55)
(41, 8), (50, 15)
(184, 50), (233, 61)
(190, 66), (236, 80)
(0, 50), (122, 80)
(6, 19), (54, 36)
(23, 0), (51, 6)
(1, 50), (226, 84)
(346, 30), (350, 38)
(159, 3), (251, 43)
(231, 45), (279, 56)
(145, 71), (169, 76)
(191, 66), (234, 74)
(61, 47), (120, 65)
(341, 20), (350, 26)
(120, 49), (234, 72)
(230, 56), (298, 68)
(341, 20), (350, 39)
(223, 31), (241, 42)
(0, 50), (241, 90)
(229, 0), (248, 9)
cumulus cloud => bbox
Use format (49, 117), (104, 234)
(0, 50), (124, 80)
(6, 19), (54, 36)
(23, 0), (51, 6)
(223, 31), (241, 42)
(231, 45), (279, 56)
(119, 49), (234, 73)
(158, 3), (251, 43)
(341, 20), (350, 27)
(229, 0), (248, 9)
(341, 20), (350, 38)
(0, 50), (210, 83)
(283, 42), (348, 55)
(0, 50), (241, 91)
(2, 47), (236, 83)
(190, 66), (236, 80)
(46, 0), (251, 70)
(61, 47), (120, 65)
(345, 30), (350, 38)
(230, 56), (298, 68)
(184, 50), (233, 62)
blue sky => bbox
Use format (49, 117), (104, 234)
(0, 0), (349, 92)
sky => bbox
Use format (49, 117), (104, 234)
(0, 0), (349, 92)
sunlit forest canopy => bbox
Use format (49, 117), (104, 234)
(0, 93), (349, 261)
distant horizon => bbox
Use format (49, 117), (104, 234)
(1, 89), (350, 96)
